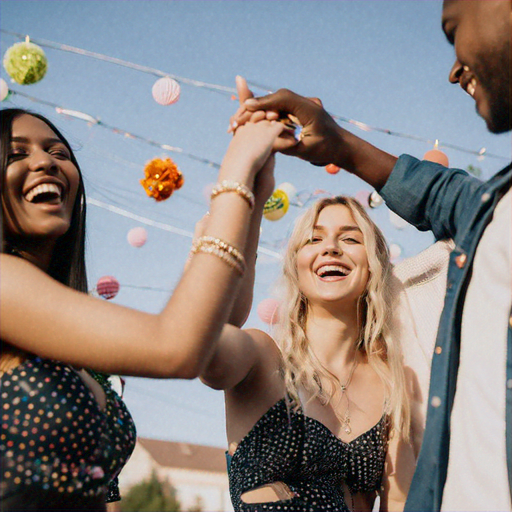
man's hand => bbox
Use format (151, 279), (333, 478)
(231, 87), (345, 166)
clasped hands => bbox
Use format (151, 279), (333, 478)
(228, 75), (345, 167)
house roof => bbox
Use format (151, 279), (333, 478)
(137, 437), (227, 473)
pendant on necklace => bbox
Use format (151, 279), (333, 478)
(344, 424), (352, 434)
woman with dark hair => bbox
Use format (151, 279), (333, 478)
(0, 107), (286, 511)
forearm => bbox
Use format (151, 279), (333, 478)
(328, 126), (398, 190)
(227, 195), (266, 327)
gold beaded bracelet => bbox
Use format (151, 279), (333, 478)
(191, 236), (246, 276)
(210, 180), (255, 210)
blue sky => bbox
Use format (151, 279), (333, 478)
(1, 0), (511, 447)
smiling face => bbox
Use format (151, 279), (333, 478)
(442, 0), (511, 133)
(296, 204), (370, 309)
(2, 114), (80, 242)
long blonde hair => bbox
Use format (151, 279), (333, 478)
(274, 196), (410, 437)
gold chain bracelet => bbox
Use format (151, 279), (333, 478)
(210, 180), (255, 210)
(191, 236), (246, 276)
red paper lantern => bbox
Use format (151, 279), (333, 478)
(257, 298), (280, 325)
(152, 77), (181, 106)
(127, 227), (147, 248)
(325, 164), (341, 175)
(96, 276), (120, 300)
(423, 149), (449, 167)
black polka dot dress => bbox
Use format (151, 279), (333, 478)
(227, 398), (388, 512)
(0, 359), (136, 505)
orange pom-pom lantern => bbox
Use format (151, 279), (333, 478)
(97, 276), (120, 300)
(257, 298), (280, 325)
(127, 227), (147, 247)
(152, 77), (181, 105)
(325, 164), (341, 175)
(423, 149), (449, 167)
(140, 157), (184, 201)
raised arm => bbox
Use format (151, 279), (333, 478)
(233, 85), (485, 240)
(0, 121), (285, 379)
(232, 87), (398, 190)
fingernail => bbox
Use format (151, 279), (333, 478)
(232, 121), (238, 129)
(245, 99), (257, 106)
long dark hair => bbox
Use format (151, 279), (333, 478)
(1, 108), (88, 293)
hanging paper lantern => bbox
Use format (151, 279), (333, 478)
(389, 210), (410, 230)
(152, 76), (181, 105)
(257, 298), (280, 325)
(3, 38), (48, 85)
(96, 276), (120, 300)
(368, 191), (384, 208)
(277, 182), (297, 202)
(423, 149), (449, 167)
(140, 157), (184, 201)
(354, 190), (371, 208)
(389, 243), (402, 261)
(263, 189), (289, 221)
(325, 164), (341, 175)
(127, 227), (147, 248)
(0, 78), (9, 101)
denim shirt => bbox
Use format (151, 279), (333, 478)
(379, 154), (512, 511)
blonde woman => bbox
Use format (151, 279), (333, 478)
(201, 196), (416, 512)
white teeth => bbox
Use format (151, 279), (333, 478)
(25, 183), (62, 203)
(467, 78), (477, 97)
(316, 265), (349, 277)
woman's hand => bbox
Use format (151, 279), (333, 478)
(219, 120), (285, 186)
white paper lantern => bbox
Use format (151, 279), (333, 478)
(152, 76), (181, 105)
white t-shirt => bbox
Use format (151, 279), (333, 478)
(442, 189), (512, 511)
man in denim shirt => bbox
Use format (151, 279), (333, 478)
(233, 0), (511, 509)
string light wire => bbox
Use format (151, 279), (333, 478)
(1, 29), (508, 161)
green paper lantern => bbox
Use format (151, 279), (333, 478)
(3, 40), (48, 85)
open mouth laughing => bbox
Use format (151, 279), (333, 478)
(315, 262), (352, 281)
(24, 181), (65, 206)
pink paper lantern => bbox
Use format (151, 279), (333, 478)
(127, 227), (148, 248)
(354, 190), (371, 208)
(257, 298), (280, 325)
(152, 77), (181, 106)
(423, 149), (449, 167)
(96, 276), (120, 300)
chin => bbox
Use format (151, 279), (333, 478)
(480, 99), (512, 134)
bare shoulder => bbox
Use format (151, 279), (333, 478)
(1, 254), (55, 300)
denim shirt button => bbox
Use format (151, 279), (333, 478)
(431, 396), (442, 407)
(507, 379), (512, 389)
(455, 253), (467, 268)
(481, 192), (491, 203)
(435, 346), (442, 355)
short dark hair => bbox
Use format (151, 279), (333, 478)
(0, 108), (88, 293)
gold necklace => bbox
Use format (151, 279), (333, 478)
(339, 356), (358, 435)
